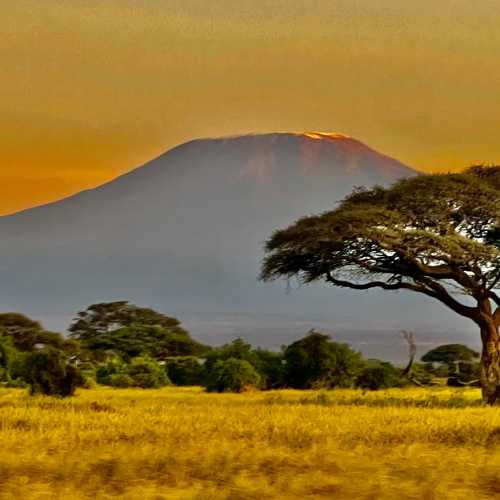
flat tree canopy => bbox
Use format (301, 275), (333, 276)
(261, 166), (500, 403)
(421, 344), (479, 365)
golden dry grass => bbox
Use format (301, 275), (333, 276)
(1, 386), (500, 499)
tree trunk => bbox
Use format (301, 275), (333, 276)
(480, 322), (500, 405)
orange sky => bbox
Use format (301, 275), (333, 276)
(2, 0), (500, 215)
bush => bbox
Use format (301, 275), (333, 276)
(96, 356), (170, 388)
(165, 356), (203, 386)
(125, 357), (170, 388)
(96, 360), (123, 386)
(284, 331), (363, 389)
(205, 358), (260, 393)
(357, 361), (403, 390)
(0, 334), (14, 382)
(24, 348), (83, 397)
(253, 348), (285, 389)
(109, 373), (135, 388)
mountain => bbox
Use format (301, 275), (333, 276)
(0, 133), (476, 361)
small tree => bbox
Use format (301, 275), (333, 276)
(165, 356), (203, 386)
(205, 358), (260, 393)
(253, 348), (286, 389)
(357, 361), (404, 390)
(203, 338), (258, 372)
(421, 344), (479, 370)
(262, 166), (500, 403)
(69, 303), (207, 361)
(283, 331), (363, 389)
(0, 313), (74, 352)
(422, 344), (480, 385)
(69, 301), (189, 341)
(125, 357), (170, 388)
(24, 348), (83, 397)
(96, 356), (170, 388)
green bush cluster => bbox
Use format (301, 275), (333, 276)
(97, 357), (170, 388)
(0, 303), (482, 396)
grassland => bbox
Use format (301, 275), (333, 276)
(1, 386), (500, 499)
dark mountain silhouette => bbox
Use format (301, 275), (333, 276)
(0, 133), (475, 360)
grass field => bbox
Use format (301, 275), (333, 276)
(1, 386), (500, 499)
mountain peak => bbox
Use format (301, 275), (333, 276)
(300, 131), (351, 140)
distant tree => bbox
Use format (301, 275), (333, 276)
(69, 301), (189, 341)
(80, 324), (206, 362)
(203, 338), (258, 373)
(283, 330), (363, 389)
(253, 348), (286, 389)
(125, 357), (170, 389)
(356, 361), (404, 390)
(205, 358), (260, 393)
(69, 302), (207, 361)
(95, 360), (124, 386)
(24, 348), (83, 397)
(262, 166), (500, 403)
(96, 356), (169, 389)
(422, 344), (480, 386)
(0, 313), (73, 352)
(165, 356), (203, 386)
(202, 339), (285, 389)
(421, 344), (479, 368)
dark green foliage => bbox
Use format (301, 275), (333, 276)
(203, 338), (258, 372)
(24, 348), (83, 397)
(205, 358), (260, 393)
(96, 360), (124, 386)
(69, 302), (207, 362)
(422, 345), (480, 386)
(81, 324), (207, 362)
(283, 331), (363, 389)
(0, 334), (14, 381)
(97, 357), (169, 388)
(108, 373), (135, 388)
(125, 357), (170, 388)
(421, 344), (479, 365)
(357, 361), (403, 390)
(69, 301), (190, 342)
(165, 356), (203, 386)
(408, 362), (434, 385)
(0, 313), (74, 352)
(253, 348), (285, 389)
(202, 339), (285, 390)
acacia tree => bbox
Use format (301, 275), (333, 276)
(261, 166), (500, 404)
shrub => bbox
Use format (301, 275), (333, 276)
(253, 348), (285, 389)
(284, 331), (363, 389)
(24, 348), (83, 397)
(109, 373), (135, 388)
(125, 356), (170, 388)
(203, 338), (258, 373)
(205, 358), (260, 393)
(357, 361), (403, 390)
(96, 360), (123, 386)
(165, 356), (203, 386)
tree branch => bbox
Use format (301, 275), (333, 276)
(325, 272), (478, 320)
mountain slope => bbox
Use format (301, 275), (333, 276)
(0, 132), (470, 358)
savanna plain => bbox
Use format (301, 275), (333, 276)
(2, 386), (500, 499)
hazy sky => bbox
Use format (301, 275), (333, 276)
(2, 0), (500, 214)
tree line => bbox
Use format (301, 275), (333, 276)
(0, 301), (480, 396)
